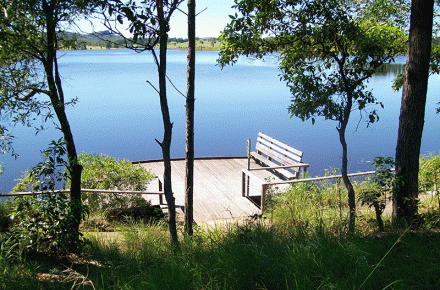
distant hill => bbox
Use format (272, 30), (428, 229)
(60, 30), (126, 49)
(60, 30), (220, 50)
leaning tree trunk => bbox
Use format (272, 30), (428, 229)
(44, 4), (82, 240)
(51, 97), (83, 234)
(393, 0), (434, 226)
(184, 0), (196, 236)
(337, 94), (356, 234)
(157, 0), (179, 248)
(338, 121), (356, 234)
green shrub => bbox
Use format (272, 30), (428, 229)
(9, 193), (87, 256)
(419, 152), (440, 192)
(0, 200), (13, 232)
(8, 139), (88, 256)
(358, 157), (394, 231)
(106, 204), (164, 224)
(68, 153), (155, 212)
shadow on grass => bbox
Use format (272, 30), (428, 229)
(3, 218), (440, 290)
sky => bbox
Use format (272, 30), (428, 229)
(77, 0), (237, 38)
(169, 0), (236, 38)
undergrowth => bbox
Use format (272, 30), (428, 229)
(2, 200), (440, 289)
(2, 155), (440, 289)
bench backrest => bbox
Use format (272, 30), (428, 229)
(255, 132), (303, 166)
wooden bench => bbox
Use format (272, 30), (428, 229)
(242, 132), (309, 211)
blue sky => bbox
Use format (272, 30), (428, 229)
(77, 0), (237, 38)
(169, 0), (236, 38)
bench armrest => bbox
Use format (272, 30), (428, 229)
(248, 163), (309, 171)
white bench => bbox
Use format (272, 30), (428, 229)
(242, 132), (309, 211)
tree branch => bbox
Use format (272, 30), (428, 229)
(146, 80), (160, 95)
(166, 75), (186, 98)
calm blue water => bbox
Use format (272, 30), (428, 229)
(1, 49), (439, 194)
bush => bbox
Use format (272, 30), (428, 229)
(0, 200), (13, 232)
(419, 152), (440, 192)
(106, 204), (164, 224)
(358, 157), (394, 231)
(8, 139), (88, 256)
(67, 153), (155, 212)
(9, 193), (87, 256)
(81, 203), (165, 231)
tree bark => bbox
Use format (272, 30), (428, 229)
(338, 116), (356, 235)
(157, 0), (179, 249)
(44, 0), (82, 237)
(393, 0), (434, 226)
(184, 0), (196, 236)
(373, 201), (384, 232)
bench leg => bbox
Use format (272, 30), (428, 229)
(242, 171), (246, 197)
(242, 171), (251, 197)
(246, 175), (250, 197)
(158, 177), (164, 205)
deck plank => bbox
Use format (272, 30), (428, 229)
(137, 157), (280, 225)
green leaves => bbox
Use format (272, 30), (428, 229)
(67, 153), (155, 212)
(8, 192), (88, 256)
(220, 0), (407, 129)
(419, 152), (440, 192)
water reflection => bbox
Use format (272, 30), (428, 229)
(374, 63), (405, 77)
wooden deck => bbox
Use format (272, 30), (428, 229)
(136, 157), (284, 225)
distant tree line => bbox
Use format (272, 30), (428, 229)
(60, 31), (219, 50)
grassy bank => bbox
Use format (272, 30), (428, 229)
(1, 153), (440, 289)
(1, 190), (440, 289)
(1, 216), (440, 289)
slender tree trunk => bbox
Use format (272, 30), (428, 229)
(373, 201), (384, 232)
(184, 0), (196, 236)
(44, 0), (82, 238)
(337, 90), (356, 234)
(393, 0), (434, 226)
(338, 119), (356, 234)
(157, 0), (179, 248)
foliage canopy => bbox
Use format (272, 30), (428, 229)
(219, 0), (407, 126)
(219, 0), (407, 233)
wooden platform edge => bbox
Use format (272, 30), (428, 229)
(132, 156), (248, 164)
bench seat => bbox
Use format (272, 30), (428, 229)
(242, 132), (310, 211)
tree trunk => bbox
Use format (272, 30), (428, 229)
(338, 119), (356, 234)
(184, 0), (196, 236)
(44, 0), (82, 239)
(393, 0), (434, 226)
(51, 99), (82, 228)
(373, 201), (384, 232)
(157, 0), (179, 249)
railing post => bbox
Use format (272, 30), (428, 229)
(246, 139), (251, 171)
(261, 184), (269, 212)
(158, 177), (163, 205)
(435, 174), (439, 209)
(337, 176), (342, 221)
(302, 166), (307, 178)
(242, 171), (246, 197)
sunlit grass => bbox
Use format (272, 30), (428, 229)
(2, 172), (440, 289)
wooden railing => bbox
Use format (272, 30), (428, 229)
(242, 169), (378, 212)
(0, 189), (166, 205)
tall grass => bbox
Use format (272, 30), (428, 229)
(74, 218), (440, 289)
(2, 215), (440, 289)
(2, 169), (440, 289)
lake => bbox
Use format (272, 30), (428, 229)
(1, 49), (439, 194)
